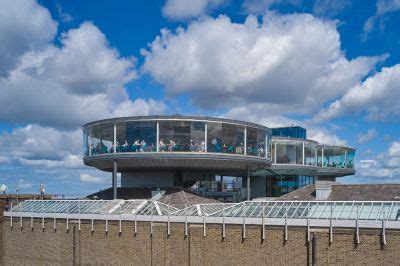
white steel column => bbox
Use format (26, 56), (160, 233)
(322, 147), (325, 167)
(302, 141), (305, 165)
(247, 166), (251, 200)
(88, 130), (92, 156)
(315, 146), (318, 166)
(244, 127), (247, 155)
(344, 149), (347, 167)
(204, 123), (208, 152)
(156, 122), (160, 152)
(265, 134), (268, 159)
(113, 160), (118, 199)
(274, 142), (277, 164)
(113, 122), (116, 154)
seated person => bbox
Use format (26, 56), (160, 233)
(159, 139), (166, 151)
(169, 139), (176, 151)
(139, 140), (146, 152)
(200, 141), (205, 152)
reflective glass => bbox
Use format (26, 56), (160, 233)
(116, 121), (157, 152)
(304, 142), (317, 166)
(88, 123), (114, 155)
(247, 127), (266, 157)
(323, 146), (346, 168)
(159, 121), (205, 152)
(207, 122), (245, 154)
(346, 149), (355, 169)
(275, 140), (303, 164)
(83, 127), (89, 156)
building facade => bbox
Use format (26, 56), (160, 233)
(82, 115), (355, 201)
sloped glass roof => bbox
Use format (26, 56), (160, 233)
(8, 200), (400, 221)
(172, 203), (236, 216)
(209, 201), (400, 221)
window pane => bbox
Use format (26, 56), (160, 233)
(116, 121), (157, 152)
(275, 141), (302, 164)
(89, 123), (114, 155)
(304, 142), (317, 166)
(159, 121), (191, 152)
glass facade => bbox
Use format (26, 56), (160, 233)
(266, 175), (314, 197)
(116, 121), (157, 152)
(275, 140), (304, 164)
(304, 142), (317, 166)
(271, 126), (306, 139)
(207, 122), (245, 154)
(159, 121), (205, 152)
(317, 145), (355, 169)
(247, 128), (266, 157)
(87, 123), (114, 155)
(84, 119), (271, 159)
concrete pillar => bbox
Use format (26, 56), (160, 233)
(247, 167), (251, 200)
(113, 160), (118, 199)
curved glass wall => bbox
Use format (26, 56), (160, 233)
(83, 119), (271, 159)
(207, 122), (245, 154)
(87, 123), (114, 155)
(275, 139), (304, 164)
(304, 142), (317, 166)
(159, 121), (205, 152)
(317, 146), (355, 169)
(247, 128), (267, 157)
(116, 121), (157, 152)
(272, 139), (318, 166)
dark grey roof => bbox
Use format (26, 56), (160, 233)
(277, 185), (316, 201)
(328, 184), (400, 201)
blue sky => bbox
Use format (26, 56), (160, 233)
(0, 0), (399, 195)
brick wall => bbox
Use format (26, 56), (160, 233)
(2, 218), (400, 265)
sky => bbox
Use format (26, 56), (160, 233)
(0, 0), (399, 195)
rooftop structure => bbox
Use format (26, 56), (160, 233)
(82, 115), (355, 201)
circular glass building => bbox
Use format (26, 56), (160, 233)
(82, 116), (355, 201)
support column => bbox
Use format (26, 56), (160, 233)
(247, 167), (251, 201)
(244, 127), (247, 155)
(113, 122), (116, 154)
(113, 160), (118, 199)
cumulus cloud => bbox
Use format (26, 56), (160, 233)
(221, 103), (347, 146)
(357, 129), (377, 144)
(162, 0), (226, 20)
(0, 3), (165, 129)
(0, 125), (81, 165)
(0, 0), (57, 76)
(315, 64), (400, 122)
(142, 13), (384, 114)
(307, 129), (347, 146)
(80, 173), (109, 184)
(356, 140), (400, 180)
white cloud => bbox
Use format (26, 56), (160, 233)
(307, 129), (347, 146)
(221, 103), (347, 146)
(142, 13), (384, 114)
(0, 15), (164, 128)
(80, 173), (108, 184)
(0, 0), (57, 76)
(162, 0), (226, 20)
(357, 129), (378, 144)
(363, 0), (400, 36)
(316, 64), (400, 121)
(357, 141), (400, 180)
(312, 0), (351, 17)
(242, 0), (302, 14)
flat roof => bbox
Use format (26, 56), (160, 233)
(82, 115), (271, 132)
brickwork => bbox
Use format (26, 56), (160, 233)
(2, 218), (400, 265)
